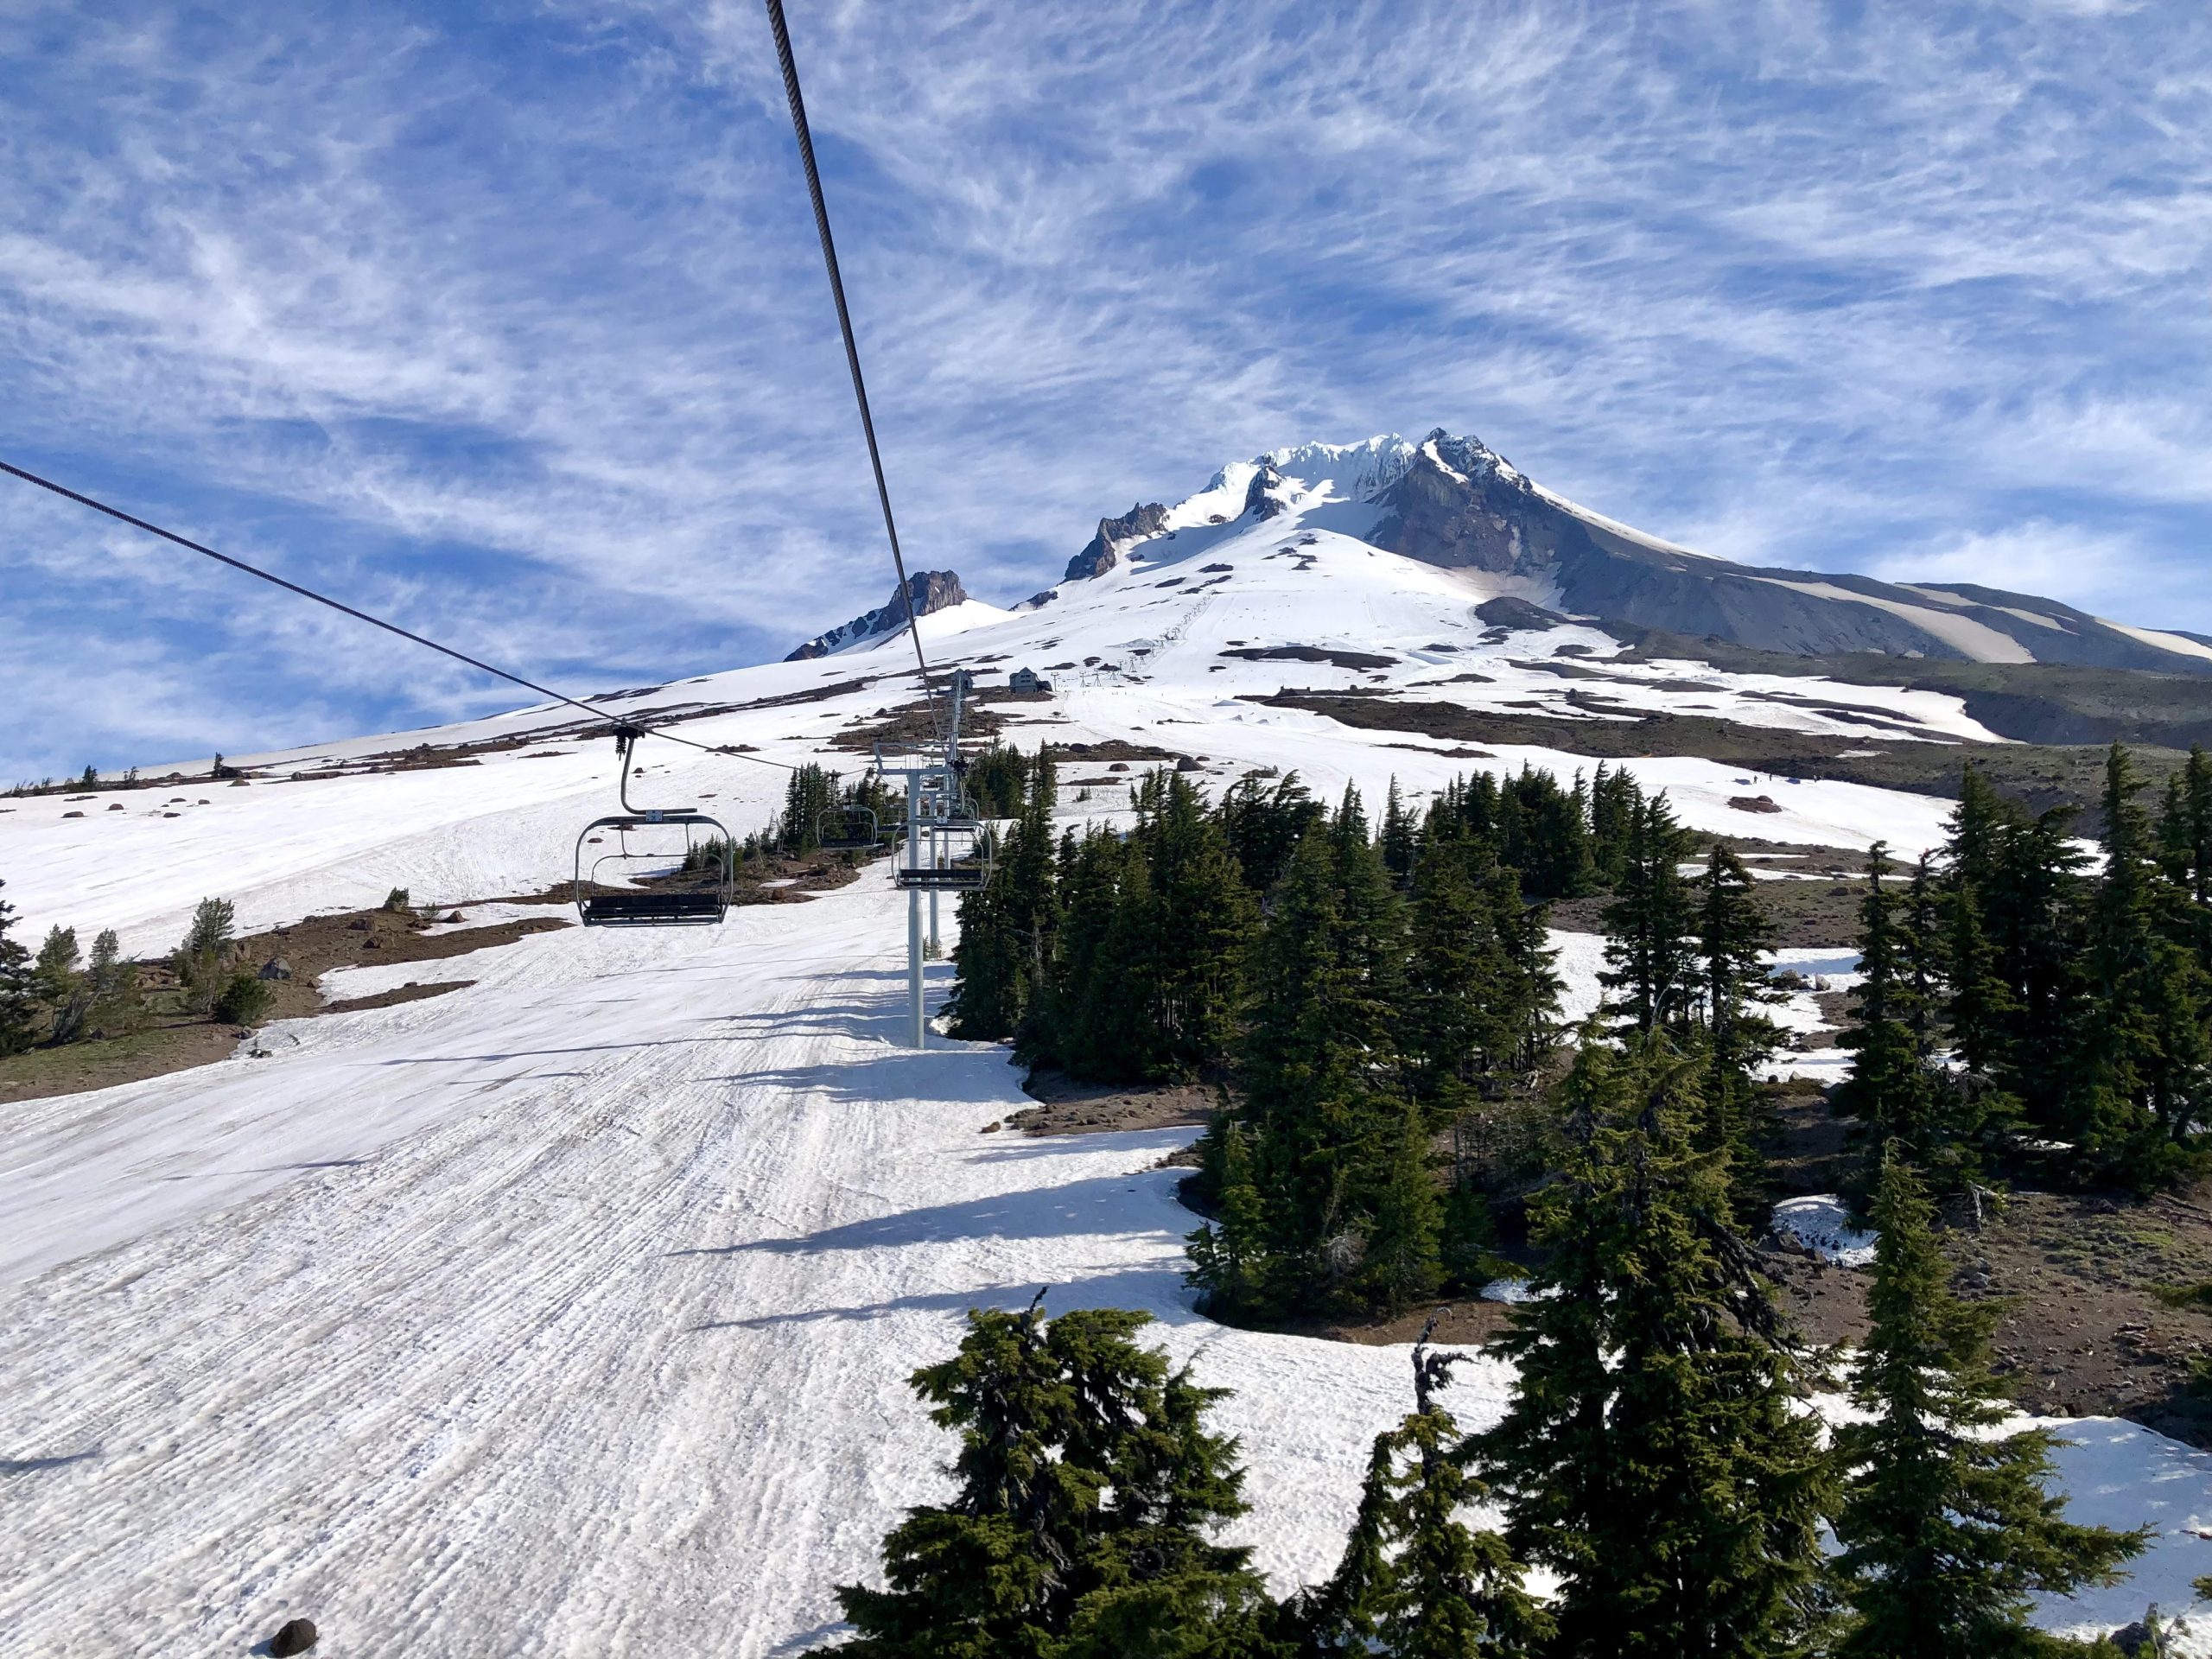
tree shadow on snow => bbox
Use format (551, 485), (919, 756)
(671, 1172), (1191, 1258)
(683, 1267), (1202, 1336)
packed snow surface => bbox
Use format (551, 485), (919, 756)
(8, 491), (2211, 1652)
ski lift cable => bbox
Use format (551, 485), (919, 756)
(762, 0), (940, 733)
(0, 457), (796, 772)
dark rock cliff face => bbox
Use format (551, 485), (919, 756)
(1243, 464), (1287, 520)
(1363, 430), (2212, 674)
(1063, 502), (1170, 582)
(786, 570), (969, 660)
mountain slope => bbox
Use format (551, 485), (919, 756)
(1014, 430), (2212, 677)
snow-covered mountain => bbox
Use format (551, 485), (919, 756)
(989, 430), (2212, 674)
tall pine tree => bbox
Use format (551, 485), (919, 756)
(1694, 844), (1783, 1170)
(1829, 1149), (2145, 1657)
(1305, 1331), (1548, 1657)
(1836, 842), (1954, 1182)
(0, 878), (35, 1056)
(1476, 1039), (1832, 1657)
(1599, 794), (1696, 1040)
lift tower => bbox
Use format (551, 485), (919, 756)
(874, 672), (991, 1047)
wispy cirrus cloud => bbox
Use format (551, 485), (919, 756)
(3, 0), (2209, 777)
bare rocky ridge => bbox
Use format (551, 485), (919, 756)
(785, 570), (969, 660)
(1060, 501), (1171, 582)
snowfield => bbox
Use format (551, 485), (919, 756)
(7, 495), (2212, 1654)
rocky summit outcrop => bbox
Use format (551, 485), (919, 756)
(1062, 503), (1170, 582)
(1355, 429), (2212, 674)
(1243, 463), (1288, 520)
(786, 570), (969, 660)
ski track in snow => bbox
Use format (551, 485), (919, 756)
(8, 493), (2212, 1652)
(0, 872), (1484, 1655)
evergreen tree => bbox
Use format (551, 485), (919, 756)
(2069, 744), (2209, 1185)
(33, 924), (89, 1044)
(1379, 779), (1417, 882)
(1980, 805), (2088, 1141)
(0, 879), (36, 1056)
(1599, 793), (1696, 1039)
(835, 1298), (1275, 1657)
(1233, 810), (1411, 1314)
(1027, 828), (1133, 1075)
(1217, 772), (1324, 895)
(948, 769), (1058, 1043)
(1122, 770), (1252, 1077)
(1476, 1040), (1832, 1657)
(946, 878), (1024, 1042)
(1830, 1150), (2146, 1658)
(1405, 825), (1520, 1104)
(1587, 761), (1640, 888)
(172, 896), (237, 1016)
(1305, 1332), (1548, 1657)
(1361, 1100), (1443, 1314)
(780, 763), (838, 854)
(86, 928), (143, 1038)
(1694, 845), (1783, 1167)
(1185, 1121), (1271, 1322)
(2155, 744), (2212, 969)
(1836, 844), (1953, 1180)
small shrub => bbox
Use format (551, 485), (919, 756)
(382, 887), (411, 912)
(212, 971), (274, 1027)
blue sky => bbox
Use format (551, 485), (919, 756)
(3, 0), (2209, 779)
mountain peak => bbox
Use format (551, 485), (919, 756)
(785, 570), (969, 661)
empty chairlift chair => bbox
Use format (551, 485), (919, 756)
(893, 811), (992, 892)
(816, 804), (887, 852)
(573, 726), (734, 927)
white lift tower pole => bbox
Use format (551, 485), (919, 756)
(876, 671), (989, 1049)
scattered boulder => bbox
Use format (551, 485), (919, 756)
(1174, 757), (1203, 772)
(1107, 762), (1130, 772)
(1730, 794), (1784, 814)
(106, 803), (125, 811)
(269, 1618), (319, 1656)
(346, 918), (372, 931)
(62, 810), (83, 818)
(259, 957), (293, 982)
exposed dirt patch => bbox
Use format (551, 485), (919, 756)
(1754, 1086), (2212, 1443)
(1002, 1067), (1219, 1141)
(0, 1023), (248, 1105)
(1276, 1300), (1513, 1350)
(1764, 1180), (2212, 1446)
(830, 699), (1011, 753)
(1219, 645), (1399, 671)
(1256, 692), (2169, 820)
(1545, 873), (1866, 952)
(319, 980), (475, 1015)
(0, 907), (566, 1106)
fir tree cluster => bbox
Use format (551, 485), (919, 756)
(950, 762), (1668, 1321)
(0, 875), (152, 1054)
(837, 1097), (2143, 1656)
(1836, 746), (2212, 1193)
(0, 886), (275, 1057)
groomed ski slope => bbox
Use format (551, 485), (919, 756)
(8, 486), (2212, 1652)
(8, 865), (2212, 1654)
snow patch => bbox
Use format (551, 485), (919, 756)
(1771, 1194), (1878, 1268)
